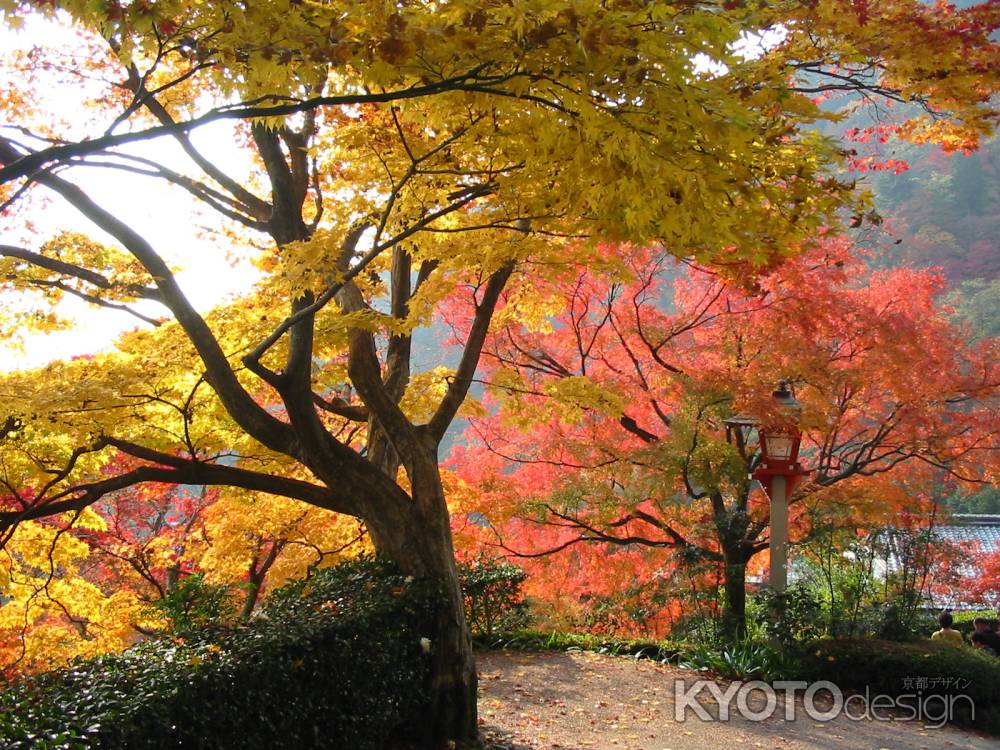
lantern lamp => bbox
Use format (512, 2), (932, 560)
(758, 381), (803, 470)
(752, 380), (809, 594)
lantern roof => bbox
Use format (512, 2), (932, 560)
(772, 380), (801, 413)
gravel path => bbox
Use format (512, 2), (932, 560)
(477, 650), (998, 750)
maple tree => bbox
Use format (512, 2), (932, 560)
(454, 239), (1000, 636)
(796, 489), (982, 636)
(190, 488), (370, 618)
(966, 548), (1000, 611)
(0, 459), (365, 676)
(1, 0), (999, 743)
(0, 501), (151, 677)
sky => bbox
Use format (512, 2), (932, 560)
(3, 124), (261, 370)
(1, 15), (260, 371)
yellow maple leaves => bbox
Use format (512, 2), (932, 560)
(6, 0), (935, 264)
(0, 519), (150, 672)
(192, 492), (368, 592)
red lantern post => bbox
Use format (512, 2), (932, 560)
(752, 382), (809, 592)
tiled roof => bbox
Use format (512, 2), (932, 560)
(933, 516), (1000, 553)
(934, 525), (1000, 553)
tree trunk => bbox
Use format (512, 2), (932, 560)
(421, 540), (478, 749)
(721, 553), (747, 640)
(364, 449), (479, 749)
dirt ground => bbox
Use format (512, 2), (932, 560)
(477, 649), (999, 750)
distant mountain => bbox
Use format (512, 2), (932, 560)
(868, 136), (999, 285)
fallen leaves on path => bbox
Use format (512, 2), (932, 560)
(476, 650), (996, 750)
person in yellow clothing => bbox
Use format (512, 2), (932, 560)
(931, 611), (964, 646)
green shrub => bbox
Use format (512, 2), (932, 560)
(0, 557), (442, 750)
(149, 572), (238, 633)
(458, 556), (531, 637)
(676, 640), (802, 682)
(663, 607), (724, 644)
(867, 591), (925, 641)
(749, 583), (823, 645)
(800, 638), (1000, 734)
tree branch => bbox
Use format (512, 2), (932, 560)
(428, 263), (515, 442)
(0, 65), (528, 185)
(0, 136), (297, 457)
(0, 446), (358, 536)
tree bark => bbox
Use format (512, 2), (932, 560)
(325, 260), (511, 747)
(721, 552), (748, 640)
(363, 442), (478, 749)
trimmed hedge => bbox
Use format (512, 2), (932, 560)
(800, 638), (1000, 734)
(0, 557), (442, 750)
(459, 557), (531, 637)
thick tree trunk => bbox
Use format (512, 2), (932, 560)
(420, 538), (478, 749)
(364, 449), (479, 749)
